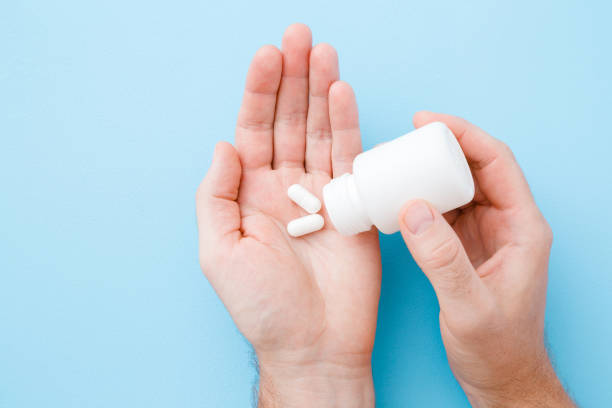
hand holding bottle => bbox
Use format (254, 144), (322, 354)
(398, 112), (575, 407)
(196, 22), (574, 406)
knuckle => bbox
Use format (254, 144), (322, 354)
(526, 217), (554, 252)
(456, 116), (470, 128)
(237, 117), (273, 132)
(307, 127), (332, 140)
(424, 236), (462, 272)
(497, 140), (516, 160)
(421, 236), (475, 296)
(535, 220), (554, 255)
(275, 111), (307, 128)
(542, 221), (554, 246)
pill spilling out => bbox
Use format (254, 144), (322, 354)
(287, 184), (321, 214)
(287, 214), (325, 237)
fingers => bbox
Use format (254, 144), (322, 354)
(329, 81), (362, 177)
(413, 111), (534, 210)
(399, 200), (490, 315)
(196, 142), (242, 262)
(273, 23), (312, 169)
(305, 43), (339, 175)
(235, 45), (282, 170)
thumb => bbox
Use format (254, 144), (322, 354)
(196, 142), (242, 270)
(399, 200), (488, 315)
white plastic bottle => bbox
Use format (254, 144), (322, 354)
(323, 122), (474, 235)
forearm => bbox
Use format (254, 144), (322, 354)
(256, 359), (375, 408)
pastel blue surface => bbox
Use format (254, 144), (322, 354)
(1, 1), (611, 406)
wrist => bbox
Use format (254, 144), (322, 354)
(256, 352), (375, 408)
(465, 356), (575, 408)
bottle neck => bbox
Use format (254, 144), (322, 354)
(322, 173), (373, 236)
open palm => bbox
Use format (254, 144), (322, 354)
(196, 24), (381, 371)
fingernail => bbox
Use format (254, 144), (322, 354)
(403, 201), (434, 235)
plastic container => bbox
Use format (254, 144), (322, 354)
(323, 122), (474, 235)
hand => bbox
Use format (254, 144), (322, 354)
(398, 112), (575, 407)
(196, 24), (380, 407)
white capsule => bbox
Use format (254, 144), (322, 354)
(287, 184), (321, 214)
(287, 214), (325, 237)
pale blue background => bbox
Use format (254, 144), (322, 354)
(1, 0), (611, 407)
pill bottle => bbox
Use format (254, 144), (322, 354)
(323, 122), (474, 235)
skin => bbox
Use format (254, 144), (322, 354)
(196, 23), (575, 408)
(399, 113), (576, 407)
(196, 24), (380, 407)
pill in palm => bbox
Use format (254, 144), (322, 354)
(287, 184), (321, 214)
(287, 214), (325, 237)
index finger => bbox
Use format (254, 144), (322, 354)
(413, 111), (534, 210)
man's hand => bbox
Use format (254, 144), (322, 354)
(196, 24), (380, 407)
(398, 112), (575, 407)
